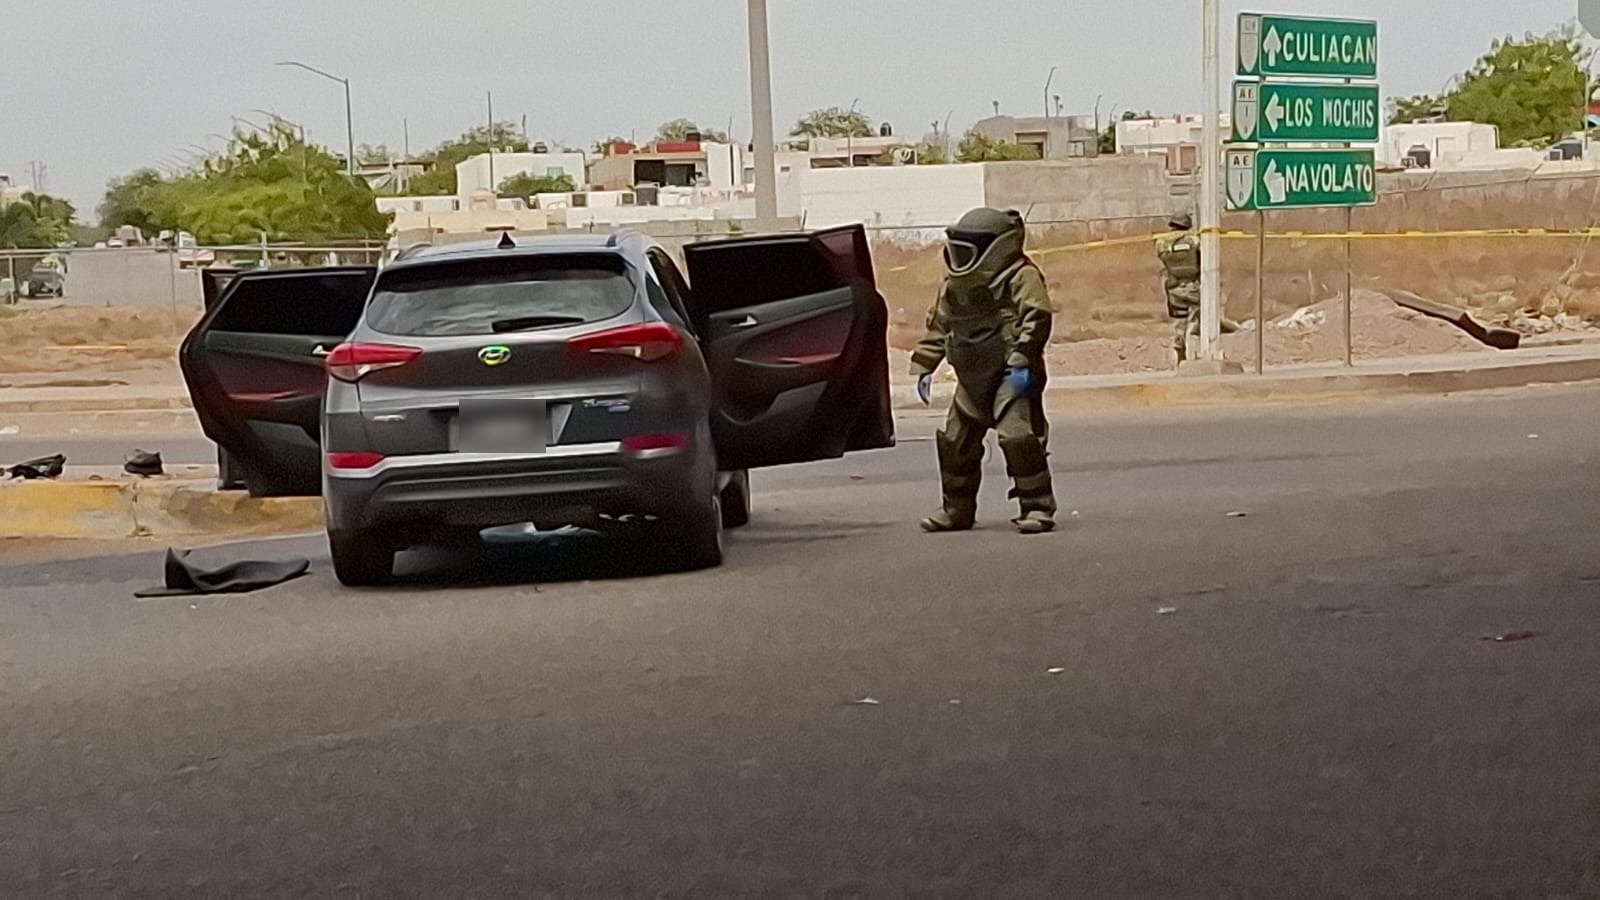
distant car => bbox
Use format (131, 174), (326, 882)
(178, 227), (895, 585)
(176, 231), (215, 268)
(25, 265), (64, 298)
(106, 239), (126, 248)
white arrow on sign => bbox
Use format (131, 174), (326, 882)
(1263, 27), (1283, 68)
(1264, 92), (1285, 133)
(1263, 160), (1288, 204)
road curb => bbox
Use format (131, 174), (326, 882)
(892, 354), (1600, 412)
(0, 408), (200, 437)
(0, 479), (322, 539)
(0, 395), (191, 415)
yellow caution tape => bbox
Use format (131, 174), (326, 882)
(877, 226), (1600, 274)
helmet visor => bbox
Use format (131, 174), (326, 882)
(944, 228), (996, 274)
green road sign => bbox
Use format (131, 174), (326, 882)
(1232, 81), (1381, 143)
(1225, 148), (1377, 211)
(1237, 13), (1377, 79)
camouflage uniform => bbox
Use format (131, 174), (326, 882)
(910, 208), (1056, 533)
(1157, 222), (1203, 363)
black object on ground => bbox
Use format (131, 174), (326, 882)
(1481, 631), (1538, 643)
(124, 449), (164, 477)
(135, 548), (311, 598)
(5, 454), (66, 480)
(1390, 291), (1523, 350)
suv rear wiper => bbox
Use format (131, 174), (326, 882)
(490, 315), (587, 333)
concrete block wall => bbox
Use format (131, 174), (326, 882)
(797, 164), (987, 238)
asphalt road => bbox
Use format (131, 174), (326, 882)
(3, 387), (1598, 897)
(0, 433), (215, 469)
(33, 248), (204, 308)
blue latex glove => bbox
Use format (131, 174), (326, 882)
(915, 374), (933, 406)
(1005, 366), (1034, 396)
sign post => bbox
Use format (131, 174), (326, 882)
(1232, 11), (1377, 371)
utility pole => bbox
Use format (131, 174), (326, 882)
(1198, 0), (1223, 361)
(746, 0), (779, 227)
(1044, 67), (1058, 158)
(487, 91), (496, 191)
(847, 97), (860, 167)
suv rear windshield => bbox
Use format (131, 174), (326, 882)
(365, 254), (635, 337)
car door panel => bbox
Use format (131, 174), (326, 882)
(179, 268), (374, 496)
(705, 287), (854, 402)
(682, 226), (894, 471)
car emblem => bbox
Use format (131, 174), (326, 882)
(478, 345), (512, 367)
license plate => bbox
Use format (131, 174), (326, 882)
(455, 400), (547, 453)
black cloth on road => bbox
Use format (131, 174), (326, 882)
(124, 449), (164, 477)
(5, 453), (65, 480)
(135, 548), (311, 598)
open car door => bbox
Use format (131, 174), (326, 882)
(179, 267), (375, 497)
(681, 225), (894, 471)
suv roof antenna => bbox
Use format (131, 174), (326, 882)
(497, 231), (516, 250)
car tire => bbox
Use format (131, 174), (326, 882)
(665, 486), (724, 572)
(329, 531), (395, 587)
(719, 470), (751, 529)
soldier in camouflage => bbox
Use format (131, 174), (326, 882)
(1157, 212), (1203, 364)
(910, 208), (1057, 535)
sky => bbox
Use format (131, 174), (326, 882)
(1, 0), (1584, 213)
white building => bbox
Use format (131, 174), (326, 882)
(456, 151), (589, 201)
(1380, 122), (1500, 168)
(1115, 115), (1232, 174)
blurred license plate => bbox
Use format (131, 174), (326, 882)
(455, 400), (547, 453)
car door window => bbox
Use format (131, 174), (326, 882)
(212, 273), (370, 337)
(646, 249), (694, 329)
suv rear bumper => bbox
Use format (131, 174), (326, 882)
(323, 441), (708, 541)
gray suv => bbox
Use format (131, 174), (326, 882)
(179, 227), (894, 585)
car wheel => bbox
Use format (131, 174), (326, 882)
(329, 530), (395, 587)
(719, 470), (751, 529)
(665, 485), (724, 572)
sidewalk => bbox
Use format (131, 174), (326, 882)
(2, 345), (1599, 438)
(897, 343), (1600, 411)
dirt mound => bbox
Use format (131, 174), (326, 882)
(1217, 291), (1489, 367)
(0, 305), (193, 375)
(888, 291), (1493, 383)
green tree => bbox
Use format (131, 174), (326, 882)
(956, 130), (1042, 163)
(1446, 30), (1593, 146)
(1, 193), (75, 248)
(655, 119), (729, 143)
(498, 172), (577, 198)
(407, 123), (532, 195)
(1098, 123), (1117, 154)
(0, 201), (55, 249)
(98, 168), (167, 232)
(1387, 93), (1448, 125)
(96, 126), (387, 244)
(917, 143), (949, 165)
(790, 107), (874, 139)
(357, 143), (393, 164)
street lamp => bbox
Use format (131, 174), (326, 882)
(276, 60), (355, 175)
(1043, 66), (1058, 157)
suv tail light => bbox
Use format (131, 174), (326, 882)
(621, 432), (690, 459)
(327, 451), (385, 470)
(325, 343), (422, 383)
(569, 323), (682, 362)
